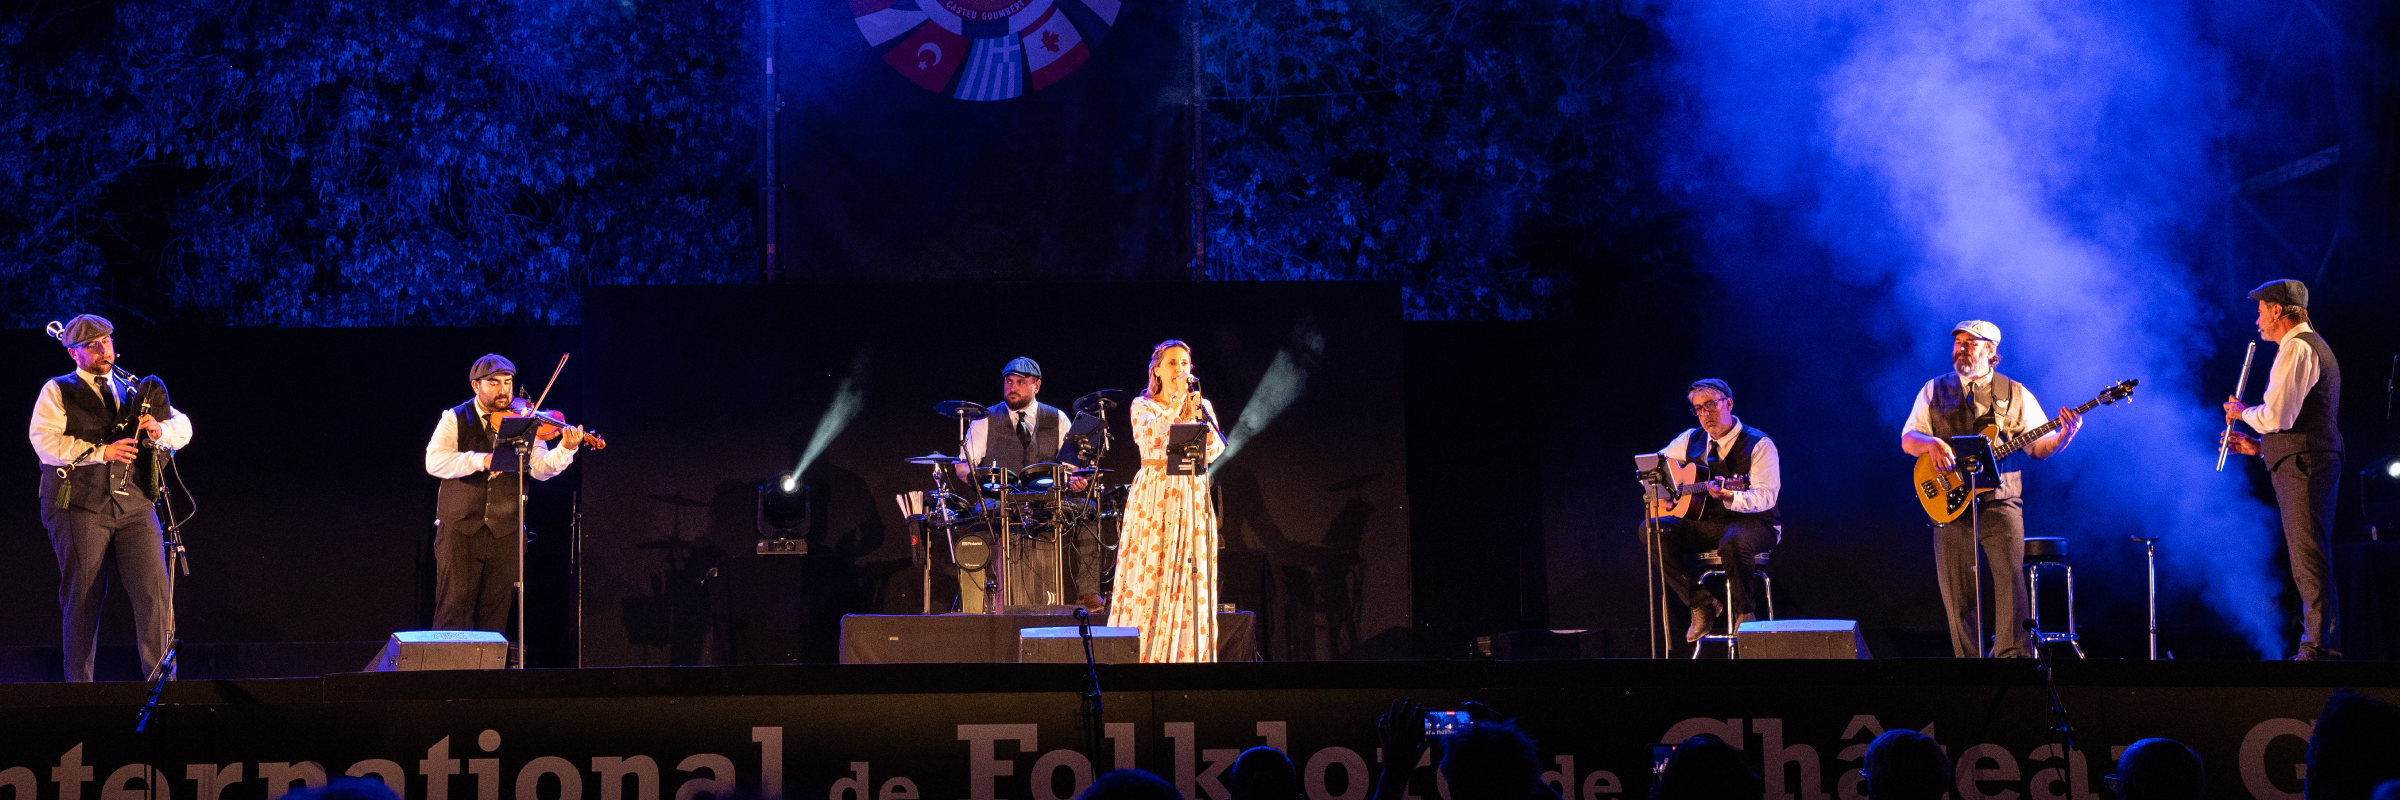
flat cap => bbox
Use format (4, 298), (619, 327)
(56, 315), (112, 348)
(469, 354), (517, 382)
(1688, 378), (1733, 399)
(1953, 320), (2002, 344)
(1002, 357), (1042, 379)
(2247, 279), (2308, 308)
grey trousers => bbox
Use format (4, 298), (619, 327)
(44, 491), (174, 682)
(2270, 451), (2340, 652)
(1934, 498), (2031, 658)
(433, 523), (518, 632)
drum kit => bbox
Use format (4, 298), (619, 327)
(894, 389), (1132, 614)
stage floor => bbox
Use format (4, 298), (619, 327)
(0, 659), (2388, 800)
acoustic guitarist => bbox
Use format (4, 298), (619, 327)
(1647, 378), (1782, 643)
(1900, 321), (2081, 659)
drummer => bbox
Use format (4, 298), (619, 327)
(952, 357), (1089, 611)
(954, 357), (1079, 488)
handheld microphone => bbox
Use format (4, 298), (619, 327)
(1186, 376), (1219, 431)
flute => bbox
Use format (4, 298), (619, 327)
(2217, 340), (2258, 471)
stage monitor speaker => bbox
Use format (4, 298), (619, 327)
(1735, 619), (1872, 659)
(1019, 626), (1141, 663)
(366, 631), (509, 672)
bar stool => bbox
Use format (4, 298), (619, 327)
(1691, 549), (1775, 659)
(2023, 537), (2085, 658)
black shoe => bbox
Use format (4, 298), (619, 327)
(1685, 602), (1721, 643)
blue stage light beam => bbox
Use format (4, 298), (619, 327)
(1214, 318), (1325, 473)
(1654, 0), (2296, 655)
(795, 350), (871, 481)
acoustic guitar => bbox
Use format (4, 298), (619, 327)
(1912, 379), (2137, 523)
(1644, 459), (1752, 519)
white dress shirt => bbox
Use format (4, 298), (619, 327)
(1657, 417), (1781, 514)
(2240, 323), (2322, 434)
(29, 370), (194, 467)
(424, 407), (577, 480)
(961, 402), (1068, 466)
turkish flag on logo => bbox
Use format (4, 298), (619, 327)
(1017, 4), (1088, 91)
(883, 22), (970, 94)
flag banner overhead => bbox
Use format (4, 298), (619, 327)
(791, 0), (1193, 280)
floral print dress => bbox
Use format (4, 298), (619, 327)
(1110, 394), (1225, 662)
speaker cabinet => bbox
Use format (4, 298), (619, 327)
(1735, 619), (1872, 659)
(365, 631), (509, 672)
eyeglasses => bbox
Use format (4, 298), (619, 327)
(1690, 399), (1723, 414)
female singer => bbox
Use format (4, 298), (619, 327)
(1112, 339), (1225, 662)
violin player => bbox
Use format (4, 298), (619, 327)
(423, 354), (583, 635)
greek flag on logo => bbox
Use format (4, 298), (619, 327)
(953, 35), (1025, 102)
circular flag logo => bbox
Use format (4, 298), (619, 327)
(851, 0), (1122, 100)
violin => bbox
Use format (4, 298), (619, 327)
(496, 399), (608, 450)
(485, 353), (608, 451)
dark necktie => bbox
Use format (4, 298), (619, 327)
(1970, 380), (1994, 423)
(98, 377), (120, 419)
(1018, 412), (1033, 444)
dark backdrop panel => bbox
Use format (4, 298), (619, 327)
(774, 0), (1193, 280)
(0, 327), (585, 677)
(576, 283), (1406, 666)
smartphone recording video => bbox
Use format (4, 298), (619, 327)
(1422, 708), (1472, 735)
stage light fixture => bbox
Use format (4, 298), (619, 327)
(2383, 457), (2399, 480)
(756, 472), (809, 553)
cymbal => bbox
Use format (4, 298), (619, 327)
(1071, 389), (1129, 416)
(935, 400), (988, 421)
(1069, 467), (1114, 476)
(905, 452), (965, 465)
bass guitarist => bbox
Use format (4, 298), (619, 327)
(1900, 321), (2081, 658)
(1648, 378), (1782, 643)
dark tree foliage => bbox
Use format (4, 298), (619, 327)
(1196, 0), (1683, 319)
(2, 0), (1680, 324)
(0, 0), (757, 326)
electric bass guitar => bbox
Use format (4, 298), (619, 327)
(1645, 460), (1752, 519)
(1913, 379), (2137, 523)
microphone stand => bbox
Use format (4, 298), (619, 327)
(137, 639), (180, 731)
(1075, 608), (1107, 767)
(2025, 618), (2080, 755)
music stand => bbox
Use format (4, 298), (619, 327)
(1166, 424), (1209, 476)
(494, 415), (543, 667)
(1949, 433), (1998, 656)
(1634, 454), (1675, 658)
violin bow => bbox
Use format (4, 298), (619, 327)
(529, 353), (570, 413)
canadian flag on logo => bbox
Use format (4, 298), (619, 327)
(1016, 4), (1088, 92)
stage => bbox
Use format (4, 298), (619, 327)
(0, 659), (2388, 800)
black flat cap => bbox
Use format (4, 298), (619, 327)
(56, 315), (112, 347)
(470, 354), (517, 381)
(2248, 279), (2308, 308)
(1002, 357), (1042, 379)
(1688, 378), (1733, 399)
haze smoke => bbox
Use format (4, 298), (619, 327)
(1652, 0), (2290, 655)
